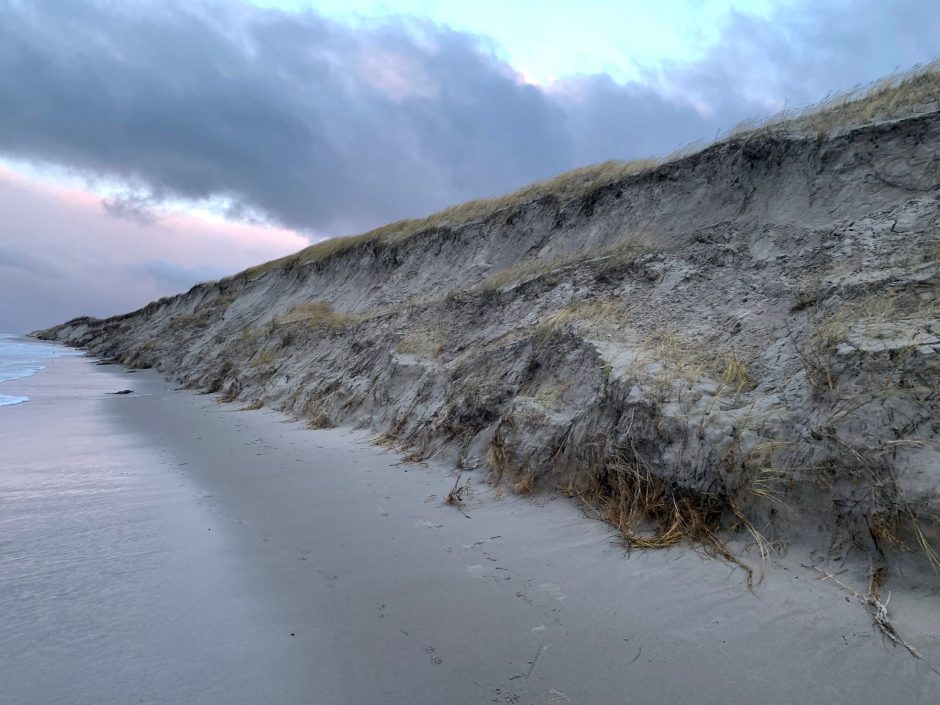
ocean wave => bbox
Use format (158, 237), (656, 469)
(0, 363), (45, 384)
(0, 393), (29, 407)
(0, 334), (79, 406)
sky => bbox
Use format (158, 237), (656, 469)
(0, 0), (938, 331)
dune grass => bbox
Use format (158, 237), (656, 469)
(536, 299), (625, 336)
(162, 309), (211, 333)
(483, 232), (663, 291)
(250, 348), (278, 368)
(799, 288), (940, 398)
(238, 160), (660, 282)
(559, 448), (763, 587)
(396, 329), (445, 359)
(277, 301), (357, 331)
(230, 64), (939, 286)
(731, 60), (940, 139)
(721, 352), (756, 394)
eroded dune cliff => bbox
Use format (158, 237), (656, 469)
(38, 69), (940, 581)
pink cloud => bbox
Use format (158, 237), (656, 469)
(358, 48), (438, 101)
(0, 165), (310, 331)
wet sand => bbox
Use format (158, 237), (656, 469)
(1, 350), (938, 704)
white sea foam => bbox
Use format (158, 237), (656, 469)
(0, 394), (29, 407)
(0, 334), (79, 407)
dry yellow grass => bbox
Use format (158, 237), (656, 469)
(396, 330), (445, 358)
(721, 352), (756, 394)
(801, 289), (940, 396)
(635, 330), (764, 404)
(239, 229), (397, 280)
(483, 254), (582, 291)
(642, 329), (706, 380)
(536, 299), (625, 335)
(230, 64), (938, 287)
(738, 440), (796, 506)
(567, 452), (759, 586)
(250, 348), (277, 368)
(233, 162), (661, 282)
(485, 232), (663, 291)
(513, 472), (537, 495)
(731, 61), (940, 139)
(533, 381), (570, 410)
(278, 301), (357, 331)
(162, 309), (211, 333)
(307, 412), (335, 429)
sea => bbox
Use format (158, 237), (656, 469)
(0, 344), (322, 704)
(0, 333), (79, 407)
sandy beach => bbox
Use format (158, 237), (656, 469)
(1, 347), (938, 705)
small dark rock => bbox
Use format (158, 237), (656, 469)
(109, 389), (134, 395)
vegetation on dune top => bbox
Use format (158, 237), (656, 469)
(231, 62), (940, 284)
(732, 59), (940, 138)
(232, 158), (658, 282)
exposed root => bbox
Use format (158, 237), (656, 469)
(307, 412), (335, 430)
(569, 450), (759, 587)
(809, 563), (935, 669)
(513, 472), (536, 495)
(444, 473), (472, 517)
(488, 429), (517, 485)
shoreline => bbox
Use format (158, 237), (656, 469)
(2, 351), (938, 703)
(0, 333), (78, 406)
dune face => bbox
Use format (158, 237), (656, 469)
(37, 77), (940, 579)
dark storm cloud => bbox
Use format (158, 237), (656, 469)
(554, 74), (724, 166)
(0, 0), (569, 235)
(0, 0), (938, 237)
(664, 0), (940, 116)
(101, 194), (163, 225)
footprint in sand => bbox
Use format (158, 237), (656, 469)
(544, 689), (570, 705)
(465, 564), (487, 579)
(414, 519), (443, 530)
(538, 583), (566, 601)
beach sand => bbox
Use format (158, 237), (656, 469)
(1, 350), (938, 704)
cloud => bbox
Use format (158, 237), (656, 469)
(0, 167), (306, 331)
(101, 194), (164, 225)
(139, 259), (227, 291)
(659, 1), (940, 115)
(0, 243), (61, 277)
(3, 0), (936, 239)
(0, 0), (569, 235)
(0, 0), (938, 332)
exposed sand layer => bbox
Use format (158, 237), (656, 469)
(2, 351), (938, 704)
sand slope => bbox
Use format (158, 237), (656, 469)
(35, 69), (940, 636)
